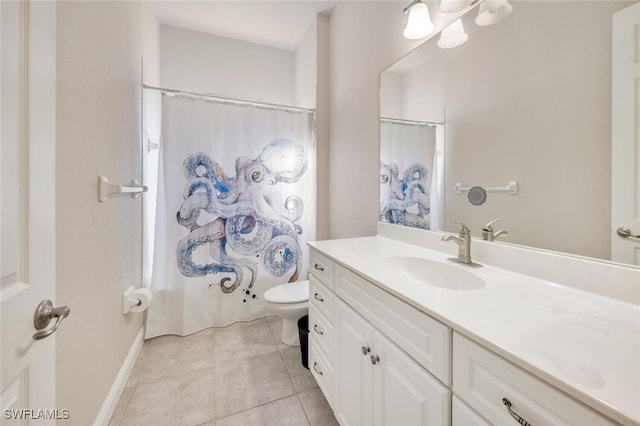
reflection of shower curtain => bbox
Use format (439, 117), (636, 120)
(146, 95), (315, 338)
(380, 121), (443, 230)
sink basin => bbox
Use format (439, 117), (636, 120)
(380, 257), (486, 291)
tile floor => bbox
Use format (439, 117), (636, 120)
(109, 316), (338, 426)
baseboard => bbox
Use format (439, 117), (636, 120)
(93, 327), (144, 426)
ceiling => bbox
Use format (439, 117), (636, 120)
(153, 1), (339, 51)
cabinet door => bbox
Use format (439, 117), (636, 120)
(452, 396), (490, 426)
(335, 300), (375, 426)
(372, 332), (451, 426)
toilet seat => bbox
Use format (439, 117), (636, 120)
(263, 280), (309, 304)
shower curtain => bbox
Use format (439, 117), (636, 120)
(379, 121), (443, 231)
(146, 95), (315, 338)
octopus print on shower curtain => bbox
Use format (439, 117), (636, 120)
(380, 161), (430, 229)
(176, 138), (307, 294)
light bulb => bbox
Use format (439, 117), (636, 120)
(403, 2), (435, 40)
(475, 0), (513, 26)
(437, 18), (468, 48)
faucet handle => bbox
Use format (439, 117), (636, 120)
(453, 221), (471, 234)
(483, 218), (502, 231)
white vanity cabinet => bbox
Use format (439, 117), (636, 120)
(309, 235), (640, 426)
(308, 246), (623, 425)
(309, 247), (452, 426)
(453, 333), (616, 425)
(334, 298), (451, 426)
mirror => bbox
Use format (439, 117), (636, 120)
(380, 0), (638, 266)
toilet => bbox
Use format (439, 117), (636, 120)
(263, 280), (309, 346)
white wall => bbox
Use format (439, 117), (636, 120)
(294, 14), (331, 240)
(315, 14), (331, 241)
(295, 20), (317, 109)
(56, 2), (158, 424)
(160, 25), (295, 104)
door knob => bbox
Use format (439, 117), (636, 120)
(33, 300), (70, 341)
(616, 227), (640, 241)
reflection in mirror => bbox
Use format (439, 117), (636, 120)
(379, 117), (444, 230)
(380, 0), (639, 267)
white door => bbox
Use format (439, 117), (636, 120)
(372, 331), (451, 426)
(1, 1), (61, 423)
(334, 300), (374, 426)
(612, 2), (640, 265)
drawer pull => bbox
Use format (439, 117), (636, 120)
(361, 345), (370, 355)
(313, 292), (324, 302)
(502, 398), (532, 426)
(314, 263), (325, 272)
(370, 354), (380, 365)
(313, 324), (324, 335)
(312, 362), (324, 375)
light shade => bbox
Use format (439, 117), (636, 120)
(438, 0), (475, 14)
(437, 19), (468, 48)
(403, 2), (435, 40)
(475, 0), (513, 26)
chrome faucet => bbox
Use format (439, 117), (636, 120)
(441, 221), (473, 264)
(481, 218), (508, 242)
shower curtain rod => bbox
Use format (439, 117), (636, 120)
(143, 84), (315, 115)
(380, 117), (440, 126)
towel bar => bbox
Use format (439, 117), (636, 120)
(98, 176), (148, 202)
(454, 181), (518, 195)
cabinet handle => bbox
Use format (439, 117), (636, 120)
(502, 398), (532, 426)
(313, 292), (324, 302)
(314, 263), (325, 272)
(313, 324), (324, 335)
(361, 346), (370, 355)
(370, 354), (380, 365)
(312, 362), (324, 375)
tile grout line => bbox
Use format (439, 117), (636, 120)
(210, 393), (309, 425)
(210, 319), (296, 422)
(268, 319), (314, 425)
(296, 392), (314, 426)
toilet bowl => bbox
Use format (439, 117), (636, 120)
(263, 280), (309, 346)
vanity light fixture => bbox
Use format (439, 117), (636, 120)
(403, 0), (435, 40)
(438, 0), (476, 14)
(437, 18), (468, 48)
(475, 0), (513, 26)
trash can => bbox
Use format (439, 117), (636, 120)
(297, 315), (309, 369)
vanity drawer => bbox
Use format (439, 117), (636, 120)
(310, 250), (335, 290)
(309, 333), (334, 408)
(453, 333), (615, 425)
(310, 276), (335, 322)
(335, 265), (452, 386)
(309, 303), (334, 359)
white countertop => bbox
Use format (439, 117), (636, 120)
(309, 236), (640, 426)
